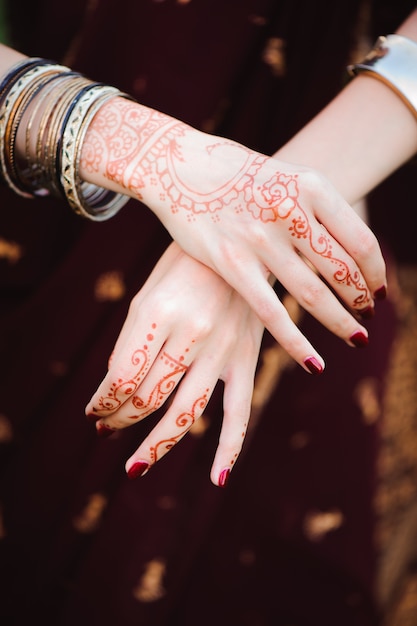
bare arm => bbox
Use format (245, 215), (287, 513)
(276, 9), (417, 203)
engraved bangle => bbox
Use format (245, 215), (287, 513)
(0, 57), (133, 220)
(0, 57), (56, 99)
(60, 84), (131, 221)
(33, 75), (91, 197)
(348, 34), (417, 120)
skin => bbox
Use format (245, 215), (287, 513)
(6, 9), (417, 483)
(81, 96), (379, 350)
(80, 102), (382, 484)
(86, 10), (417, 485)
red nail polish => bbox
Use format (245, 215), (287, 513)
(86, 412), (100, 423)
(358, 306), (375, 319)
(349, 331), (369, 348)
(96, 422), (115, 438)
(127, 461), (149, 479)
(219, 468), (230, 488)
(374, 285), (387, 300)
(303, 356), (323, 375)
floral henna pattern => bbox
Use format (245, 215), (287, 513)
(130, 351), (188, 420)
(96, 325), (158, 412)
(85, 100), (369, 305)
(149, 390), (209, 463)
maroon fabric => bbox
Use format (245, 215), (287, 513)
(0, 1), (413, 624)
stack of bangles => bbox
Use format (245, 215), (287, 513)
(0, 57), (133, 220)
(0, 34), (416, 221)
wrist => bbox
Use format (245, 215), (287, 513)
(81, 98), (254, 222)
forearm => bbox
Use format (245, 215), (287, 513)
(276, 9), (417, 205)
(0, 44), (26, 75)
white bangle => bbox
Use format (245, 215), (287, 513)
(348, 34), (417, 121)
(60, 84), (131, 221)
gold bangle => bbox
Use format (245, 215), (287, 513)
(34, 75), (91, 196)
(348, 34), (417, 121)
(0, 63), (70, 196)
(0, 57), (134, 220)
(15, 72), (79, 195)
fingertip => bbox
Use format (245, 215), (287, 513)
(303, 355), (324, 375)
(96, 421), (116, 438)
(374, 285), (387, 300)
(218, 467), (231, 488)
(349, 330), (369, 348)
(85, 406), (100, 422)
(357, 305), (375, 320)
(126, 459), (150, 479)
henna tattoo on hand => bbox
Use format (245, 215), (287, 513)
(84, 99), (369, 305)
(149, 390), (209, 463)
(131, 351), (188, 420)
(96, 323), (190, 421)
(96, 324), (157, 412)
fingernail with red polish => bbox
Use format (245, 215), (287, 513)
(374, 285), (387, 300)
(96, 422), (115, 438)
(127, 461), (149, 480)
(219, 468), (230, 488)
(86, 412), (100, 423)
(304, 356), (323, 375)
(349, 331), (369, 348)
(358, 306), (375, 320)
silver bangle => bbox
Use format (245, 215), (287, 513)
(348, 34), (417, 120)
(60, 84), (131, 221)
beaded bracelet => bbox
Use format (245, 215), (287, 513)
(348, 34), (417, 121)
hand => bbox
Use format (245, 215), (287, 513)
(82, 98), (387, 357)
(86, 242), (265, 486)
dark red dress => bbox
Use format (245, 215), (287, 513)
(0, 1), (415, 624)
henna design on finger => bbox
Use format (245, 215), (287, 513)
(85, 100), (369, 306)
(131, 351), (188, 419)
(149, 390), (209, 463)
(249, 172), (368, 305)
(96, 324), (157, 412)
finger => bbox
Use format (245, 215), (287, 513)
(267, 248), (371, 346)
(309, 181), (387, 298)
(96, 338), (194, 430)
(291, 218), (375, 314)
(124, 367), (221, 478)
(89, 243), (184, 383)
(85, 320), (166, 417)
(268, 185), (375, 314)
(210, 355), (257, 487)
(213, 255), (325, 373)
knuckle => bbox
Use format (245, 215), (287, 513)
(253, 296), (277, 326)
(298, 168), (325, 195)
(187, 314), (214, 340)
(298, 281), (326, 310)
(148, 295), (176, 322)
(351, 228), (378, 259)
